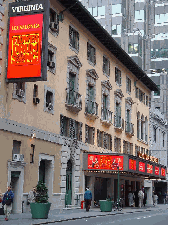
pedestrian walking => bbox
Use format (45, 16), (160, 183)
(134, 189), (139, 207)
(27, 187), (36, 204)
(153, 192), (158, 206)
(2, 186), (14, 221)
(138, 189), (144, 208)
(128, 191), (134, 207)
(84, 187), (92, 212)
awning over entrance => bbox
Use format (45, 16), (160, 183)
(83, 152), (166, 180)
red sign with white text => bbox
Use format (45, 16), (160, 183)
(139, 162), (145, 172)
(7, 14), (43, 79)
(161, 168), (166, 176)
(88, 154), (123, 170)
(129, 159), (136, 170)
(155, 166), (159, 175)
(147, 164), (153, 174)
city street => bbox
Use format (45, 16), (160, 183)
(53, 208), (168, 225)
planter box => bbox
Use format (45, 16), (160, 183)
(30, 202), (51, 219)
(99, 200), (112, 212)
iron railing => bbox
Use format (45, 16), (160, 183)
(85, 100), (98, 116)
(101, 107), (113, 123)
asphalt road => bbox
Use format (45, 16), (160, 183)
(53, 208), (168, 225)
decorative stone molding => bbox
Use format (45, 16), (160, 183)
(101, 80), (112, 90)
(12, 83), (27, 104)
(86, 69), (99, 80)
(114, 89), (124, 99)
(67, 55), (82, 69)
(125, 97), (133, 106)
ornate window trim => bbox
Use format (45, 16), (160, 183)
(44, 85), (55, 115)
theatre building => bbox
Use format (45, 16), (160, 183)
(0, 0), (166, 213)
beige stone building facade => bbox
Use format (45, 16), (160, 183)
(0, 0), (165, 213)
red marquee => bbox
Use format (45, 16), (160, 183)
(155, 166), (159, 175)
(129, 159), (136, 170)
(147, 164), (153, 174)
(161, 168), (166, 176)
(88, 154), (123, 171)
(139, 162), (145, 172)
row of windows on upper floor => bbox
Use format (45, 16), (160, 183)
(60, 115), (149, 153)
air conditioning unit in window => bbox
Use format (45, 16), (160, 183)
(16, 89), (24, 98)
(50, 22), (58, 32)
(47, 61), (55, 69)
(33, 97), (40, 104)
(48, 102), (53, 111)
(13, 154), (24, 162)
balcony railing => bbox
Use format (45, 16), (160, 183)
(114, 115), (124, 130)
(85, 100), (98, 119)
(125, 121), (134, 136)
(101, 107), (113, 126)
(65, 88), (82, 113)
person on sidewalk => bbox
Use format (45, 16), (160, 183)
(2, 186), (14, 221)
(138, 189), (144, 208)
(128, 191), (134, 207)
(134, 189), (139, 207)
(27, 187), (36, 204)
(84, 187), (92, 212)
(143, 190), (147, 207)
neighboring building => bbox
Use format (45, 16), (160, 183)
(0, 0), (166, 214)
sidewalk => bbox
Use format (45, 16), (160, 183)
(0, 204), (167, 225)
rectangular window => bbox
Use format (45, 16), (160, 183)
(128, 43), (138, 54)
(87, 42), (96, 65)
(16, 82), (25, 98)
(85, 125), (95, 145)
(69, 26), (79, 51)
(126, 77), (131, 93)
(112, 4), (121, 14)
(135, 87), (138, 98)
(135, 10), (144, 21)
(48, 50), (55, 69)
(146, 95), (148, 106)
(30, 144), (35, 163)
(114, 137), (121, 153)
(163, 133), (165, 147)
(46, 91), (53, 111)
(154, 85), (160, 96)
(103, 56), (110, 76)
(12, 140), (21, 156)
(154, 127), (156, 142)
(97, 130), (112, 150)
(98, 6), (105, 16)
(112, 24), (121, 35)
(115, 67), (121, 85)
(49, 8), (59, 32)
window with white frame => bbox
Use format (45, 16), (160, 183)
(135, 10), (144, 21)
(115, 67), (121, 85)
(112, 24), (121, 35)
(112, 4), (121, 14)
(87, 42), (96, 65)
(69, 26), (79, 52)
(126, 76), (131, 93)
(103, 56), (110, 76)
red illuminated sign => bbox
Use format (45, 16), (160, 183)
(88, 154), (123, 170)
(155, 166), (159, 175)
(147, 164), (153, 174)
(7, 14), (43, 79)
(139, 162), (145, 172)
(161, 168), (166, 176)
(129, 159), (136, 170)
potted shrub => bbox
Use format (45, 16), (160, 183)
(30, 181), (51, 219)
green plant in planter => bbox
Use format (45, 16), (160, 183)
(35, 180), (49, 203)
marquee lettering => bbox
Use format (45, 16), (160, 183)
(12, 4), (43, 13)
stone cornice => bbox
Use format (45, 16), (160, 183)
(114, 89), (124, 98)
(125, 97), (134, 105)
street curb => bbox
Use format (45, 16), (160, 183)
(32, 209), (154, 225)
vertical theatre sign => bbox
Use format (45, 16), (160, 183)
(6, 0), (49, 82)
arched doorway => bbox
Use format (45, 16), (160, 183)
(66, 160), (72, 205)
